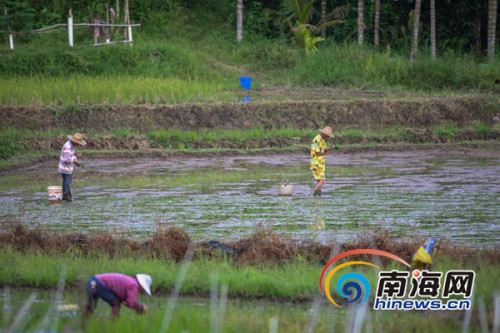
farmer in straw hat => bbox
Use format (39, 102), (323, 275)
(310, 126), (336, 195)
(84, 273), (152, 319)
(58, 133), (86, 201)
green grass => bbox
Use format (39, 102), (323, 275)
(0, 75), (236, 105)
(1, 35), (499, 106)
(1, 289), (482, 333)
(0, 249), (498, 303)
(0, 124), (498, 170)
(148, 127), (312, 149)
(285, 43), (500, 92)
(435, 124), (460, 138)
(0, 249), (320, 298)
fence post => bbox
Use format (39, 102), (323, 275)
(68, 9), (74, 47)
(106, 4), (110, 44)
(9, 33), (14, 50)
(128, 24), (133, 43)
(4, 9), (14, 50)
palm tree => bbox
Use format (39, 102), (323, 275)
(321, 0), (326, 38)
(357, 0), (364, 45)
(237, 0), (243, 42)
(374, 0), (380, 46)
(410, 0), (422, 64)
(267, 0), (345, 54)
(430, 0), (436, 60)
(487, 0), (498, 63)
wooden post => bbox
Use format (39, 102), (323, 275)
(124, 0), (129, 39)
(68, 9), (74, 47)
(4, 9), (14, 50)
(9, 33), (14, 50)
(93, 18), (100, 45)
(106, 4), (110, 43)
(128, 24), (133, 43)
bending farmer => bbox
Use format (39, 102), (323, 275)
(310, 126), (336, 195)
(58, 133), (86, 201)
(85, 273), (152, 318)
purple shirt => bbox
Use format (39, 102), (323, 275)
(96, 273), (144, 311)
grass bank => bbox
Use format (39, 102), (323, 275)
(1, 37), (499, 107)
(1, 249), (498, 301)
(0, 223), (498, 299)
(1, 124), (498, 161)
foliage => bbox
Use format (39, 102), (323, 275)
(285, 43), (500, 91)
(0, 0), (36, 32)
(0, 135), (18, 159)
(265, 0), (344, 54)
(0, 128), (24, 159)
(293, 24), (324, 55)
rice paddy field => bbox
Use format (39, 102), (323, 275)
(0, 150), (498, 246)
(0, 149), (499, 332)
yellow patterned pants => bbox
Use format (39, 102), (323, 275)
(311, 167), (325, 180)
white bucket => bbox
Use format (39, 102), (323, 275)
(278, 184), (293, 196)
(48, 186), (62, 202)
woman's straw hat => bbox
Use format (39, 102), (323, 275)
(319, 126), (334, 138)
(67, 133), (87, 145)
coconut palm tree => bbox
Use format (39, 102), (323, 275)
(237, 0), (243, 41)
(487, 0), (498, 63)
(321, 0), (326, 38)
(430, 0), (436, 60)
(267, 0), (345, 54)
(374, 0), (380, 46)
(357, 0), (364, 45)
(410, 0), (422, 64)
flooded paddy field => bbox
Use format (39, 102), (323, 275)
(0, 150), (499, 247)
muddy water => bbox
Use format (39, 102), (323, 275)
(0, 150), (498, 247)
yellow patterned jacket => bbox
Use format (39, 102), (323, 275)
(310, 134), (327, 171)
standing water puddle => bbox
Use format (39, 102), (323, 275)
(0, 150), (498, 247)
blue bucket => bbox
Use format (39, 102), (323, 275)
(239, 76), (252, 90)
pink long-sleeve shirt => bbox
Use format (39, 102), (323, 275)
(96, 273), (145, 311)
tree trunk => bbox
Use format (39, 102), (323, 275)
(237, 0), (243, 42)
(475, 7), (482, 57)
(124, 0), (129, 39)
(410, 0), (422, 64)
(374, 0), (380, 46)
(487, 0), (498, 63)
(430, 0), (436, 60)
(321, 0), (326, 38)
(358, 0), (364, 46)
